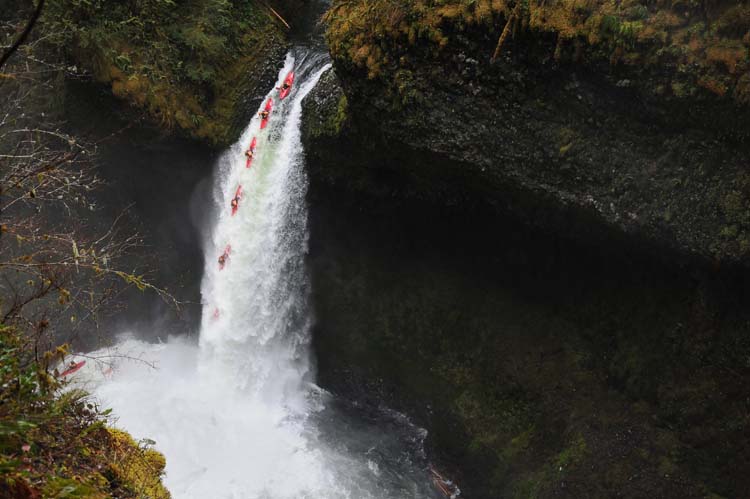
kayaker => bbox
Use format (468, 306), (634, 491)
(245, 149), (254, 159)
(259, 110), (270, 120)
(218, 254), (227, 266)
(278, 81), (291, 91)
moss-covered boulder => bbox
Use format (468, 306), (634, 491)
(107, 429), (170, 499)
(43, 0), (294, 147)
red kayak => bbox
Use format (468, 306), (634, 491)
(245, 137), (257, 168)
(259, 98), (273, 129)
(231, 185), (242, 216)
(279, 72), (294, 100)
(60, 360), (85, 377)
(218, 245), (231, 270)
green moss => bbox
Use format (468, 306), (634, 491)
(325, 0), (750, 107)
(107, 429), (170, 499)
(671, 81), (694, 98)
(305, 76), (350, 140)
(43, 0), (286, 146)
(333, 94), (349, 134)
(555, 433), (588, 470)
(454, 388), (534, 449)
(43, 477), (107, 498)
(0, 327), (169, 498)
(502, 428), (534, 460)
(557, 127), (577, 157)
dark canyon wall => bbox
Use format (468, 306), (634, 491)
(302, 1), (750, 497)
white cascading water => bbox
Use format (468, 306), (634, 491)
(198, 51), (322, 410)
(78, 49), (443, 499)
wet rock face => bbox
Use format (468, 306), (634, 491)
(306, 183), (750, 499)
(302, 48), (750, 266)
(301, 5), (750, 497)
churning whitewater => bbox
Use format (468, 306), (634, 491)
(78, 50), (442, 499)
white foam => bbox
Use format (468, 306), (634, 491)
(83, 336), (337, 499)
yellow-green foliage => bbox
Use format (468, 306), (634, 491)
(35, 429), (170, 499)
(43, 0), (285, 145)
(0, 327), (170, 498)
(325, 0), (502, 78)
(325, 0), (750, 104)
(555, 433), (588, 469)
(108, 429), (170, 499)
(43, 476), (109, 498)
(322, 94), (349, 136)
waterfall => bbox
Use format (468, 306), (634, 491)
(80, 48), (441, 499)
(199, 51), (327, 409)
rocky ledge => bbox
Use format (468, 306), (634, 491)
(302, 0), (750, 265)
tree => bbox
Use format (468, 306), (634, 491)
(0, 6), (174, 495)
(0, 0), (45, 70)
(0, 0), (175, 377)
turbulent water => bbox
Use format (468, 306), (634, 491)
(76, 49), (443, 499)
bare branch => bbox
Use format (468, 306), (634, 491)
(0, 0), (46, 70)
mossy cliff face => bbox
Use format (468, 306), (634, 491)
(305, 0), (750, 265)
(303, 1), (750, 497)
(324, 0), (750, 111)
(307, 190), (750, 499)
(43, 0), (295, 147)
